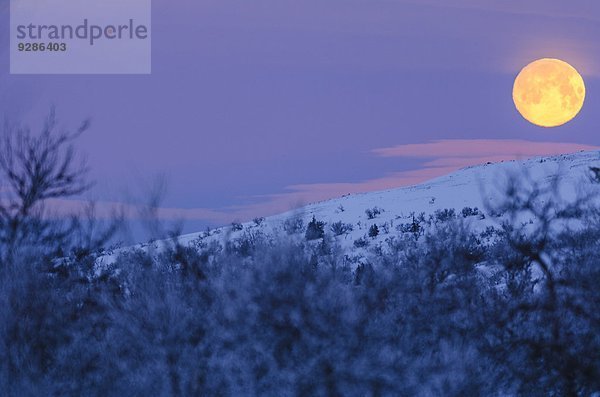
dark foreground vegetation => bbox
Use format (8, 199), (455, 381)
(0, 115), (599, 396)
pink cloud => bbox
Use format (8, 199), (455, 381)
(220, 139), (599, 221)
(34, 140), (600, 226)
(372, 139), (599, 159)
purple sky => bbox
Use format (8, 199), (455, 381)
(1, 0), (600, 232)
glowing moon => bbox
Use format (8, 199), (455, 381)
(513, 58), (585, 127)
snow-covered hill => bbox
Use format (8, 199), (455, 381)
(96, 150), (600, 269)
(170, 150), (600, 254)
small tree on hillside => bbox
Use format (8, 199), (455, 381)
(368, 224), (379, 238)
(305, 216), (325, 240)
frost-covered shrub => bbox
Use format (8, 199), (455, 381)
(330, 221), (353, 236)
(353, 237), (369, 248)
(230, 222), (243, 231)
(283, 217), (304, 235)
(434, 208), (456, 223)
(397, 213), (426, 238)
(365, 207), (382, 219)
(226, 230), (268, 257)
(461, 206), (483, 218)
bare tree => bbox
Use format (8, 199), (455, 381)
(484, 171), (599, 395)
(0, 110), (91, 265)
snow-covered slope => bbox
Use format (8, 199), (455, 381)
(172, 150), (600, 253)
(95, 150), (600, 269)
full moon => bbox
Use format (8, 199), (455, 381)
(513, 58), (585, 127)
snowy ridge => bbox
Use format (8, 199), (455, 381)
(99, 150), (600, 266)
(168, 150), (600, 252)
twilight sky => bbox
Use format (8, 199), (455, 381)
(1, 0), (600, 232)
